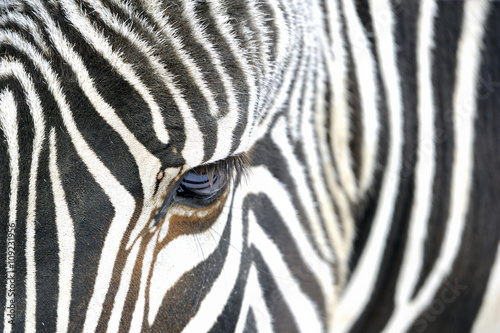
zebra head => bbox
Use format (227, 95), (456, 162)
(1, 1), (341, 332)
(2, 1), (500, 333)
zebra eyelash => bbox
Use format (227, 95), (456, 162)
(194, 153), (251, 188)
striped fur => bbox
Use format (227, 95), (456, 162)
(1, 1), (499, 332)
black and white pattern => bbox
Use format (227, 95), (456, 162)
(1, 0), (499, 332)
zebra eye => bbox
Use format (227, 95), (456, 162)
(174, 155), (250, 206)
(176, 168), (226, 202)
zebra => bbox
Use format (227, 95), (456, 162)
(1, 0), (499, 332)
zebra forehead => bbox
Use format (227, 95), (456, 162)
(3, 0), (500, 332)
(0, 0), (340, 331)
(51, 0), (291, 165)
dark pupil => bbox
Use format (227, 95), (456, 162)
(178, 172), (221, 197)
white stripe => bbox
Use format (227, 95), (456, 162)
(334, 0), (404, 330)
(300, 48), (347, 273)
(341, 0), (380, 194)
(384, 2), (490, 331)
(244, 0), (293, 136)
(249, 32), (298, 148)
(129, 232), (157, 332)
(271, 119), (335, 263)
(384, 1), (438, 328)
(324, 0), (357, 201)
(234, 265), (273, 333)
(472, 242), (500, 333)
(288, 48), (310, 142)
(1, 89), (18, 333)
(0, 60), (46, 333)
(140, 0), (221, 117)
(394, 0), (437, 308)
(235, 0), (291, 141)
(248, 211), (324, 333)
(107, 238), (141, 333)
(0, 11), (50, 54)
(1, 0), (23, 8)
(205, 0), (257, 159)
(246, 0), (272, 95)
(263, 0), (288, 65)
(313, 51), (354, 288)
(49, 129), (75, 333)
(246, 0), (298, 147)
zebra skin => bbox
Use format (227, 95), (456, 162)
(1, 0), (499, 332)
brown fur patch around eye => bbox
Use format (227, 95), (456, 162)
(159, 189), (229, 246)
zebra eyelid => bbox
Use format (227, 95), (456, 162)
(190, 153), (252, 188)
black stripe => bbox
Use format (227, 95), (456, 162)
(347, 0), (391, 282)
(208, 188), (252, 333)
(35, 140), (58, 333)
(251, 192), (327, 321)
(249, 134), (327, 261)
(252, 248), (300, 333)
(413, 0), (463, 298)
(0, 86), (9, 331)
(242, 308), (258, 333)
(410, 3), (500, 331)
(54, 126), (115, 332)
